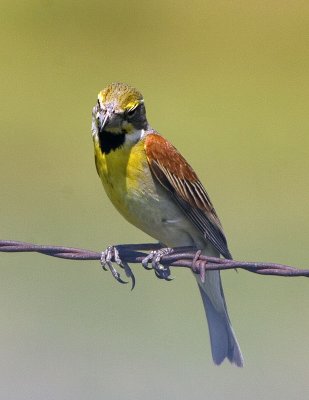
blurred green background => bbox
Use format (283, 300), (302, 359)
(0, 1), (309, 399)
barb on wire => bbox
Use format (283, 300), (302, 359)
(0, 240), (308, 290)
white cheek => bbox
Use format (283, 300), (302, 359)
(124, 129), (145, 147)
(91, 117), (99, 140)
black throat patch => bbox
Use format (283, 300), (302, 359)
(98, 130), (126, 155)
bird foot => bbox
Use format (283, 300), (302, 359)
(100, 245), (136, 290)
(142, 247), (174, 281)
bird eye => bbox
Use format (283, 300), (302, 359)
(127, 107), (138, 117)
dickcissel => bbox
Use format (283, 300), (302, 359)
(91, 82), (243, 367)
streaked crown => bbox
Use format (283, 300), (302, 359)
(98, 82), (144, 112)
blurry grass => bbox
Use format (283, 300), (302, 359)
(0, 1), (308, 399)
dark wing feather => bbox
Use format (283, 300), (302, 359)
(145, 132), (232, 259)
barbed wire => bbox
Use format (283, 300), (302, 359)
(1, 240), (308, 289)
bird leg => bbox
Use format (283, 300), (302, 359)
(100, 245), (136, 289)
(142, 247), (174, 281)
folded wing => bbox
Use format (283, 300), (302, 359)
(145, 132), (232, 259)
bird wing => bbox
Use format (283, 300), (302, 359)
(144, 132), (232, 259)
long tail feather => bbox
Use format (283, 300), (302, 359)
(196, 270), (244, 367)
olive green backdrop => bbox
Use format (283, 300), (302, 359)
(0, 1), (308, 399)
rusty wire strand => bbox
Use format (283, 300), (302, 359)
(0, 240), (308, 284)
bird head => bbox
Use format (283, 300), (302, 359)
(92, 83), (148, 141)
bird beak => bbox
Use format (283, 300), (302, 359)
(98, 111), (110, 133)
(94, 101), (123, 134)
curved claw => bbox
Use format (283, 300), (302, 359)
(154, 268), (173, 281)
(130, 274), (136, 290)
(121, 260), (136, 290)
(154, 270), (165, 279)
(141, 252), (155, 270)
(100, 245), (132, 286)
(143, 264), (153, 270)
(106, 261), (128, 284)
(142, 248), (173, 281)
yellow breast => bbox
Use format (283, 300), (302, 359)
(94, 138), (159, 227)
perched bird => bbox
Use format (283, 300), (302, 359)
(91, 82), (243, 367)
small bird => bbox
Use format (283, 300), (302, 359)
(91, 82), (243, 367)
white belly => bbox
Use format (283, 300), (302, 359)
(120, 177), (207, 249)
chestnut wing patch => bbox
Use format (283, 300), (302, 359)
(145, 133), (232, 259)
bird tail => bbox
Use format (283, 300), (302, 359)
(196, 270), (244, 367)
